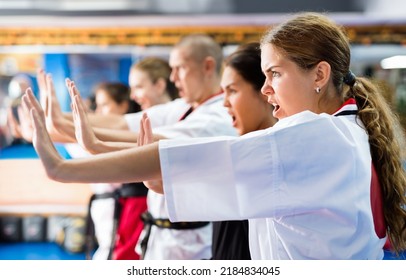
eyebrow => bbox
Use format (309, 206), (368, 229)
(264, 65), (279, 73)
(221, 83), (234, 90)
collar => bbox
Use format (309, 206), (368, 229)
(333, 98), (357, 116)
(179, 91), (224, 121)
(192, 91), (224, 109)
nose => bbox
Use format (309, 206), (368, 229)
(223, 92), (231, 108)
(170, 69), (177, 83)
(261, 80), (274, 97)
(130, 88), (136, 99)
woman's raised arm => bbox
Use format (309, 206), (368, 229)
(22, 89), (163, 188)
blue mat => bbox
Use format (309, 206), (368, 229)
(0, 242), (403, 260)
(0, 242), (85, 260)
(0, 143), (71, 159)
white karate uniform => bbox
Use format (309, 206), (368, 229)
(125, 96), (236, 139)
(125, 94), (238, 260)
(159, 102), (387, 259)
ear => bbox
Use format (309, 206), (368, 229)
(119, 101), (129, 114)
(154, 78), (166, 96)
(314, 61), (331, 88)
(203, 56), (216, 74)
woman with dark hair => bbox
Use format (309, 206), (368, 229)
(211, 42), (276, 259)
(92, 82), (140, 115)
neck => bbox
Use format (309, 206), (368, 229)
(160, 94), (172, 104)
(191, 85), (223, 109)
(317, 93), (343, 115)
(260, 116), (278, 130)
(325, 99), (344, 115)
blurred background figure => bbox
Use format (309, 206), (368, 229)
(129, 57), (178, 110)
(63, 81), (145, 260)
(1, 73), (38, 148)
(8, 73), (38, 101)
(92, 81), (140, 115)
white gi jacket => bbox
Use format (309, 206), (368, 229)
(159, 101), (387, 260)
(125, 94), (238, 260)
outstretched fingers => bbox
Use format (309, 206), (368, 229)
(138, 113), (153, 146)
(29, 105), (61, 177)
(143, 113), (153, 145)
(17, 105), (33, 142)
(137, 113), (163, 192)
(71, 91), (98, 152)
(23, 88), (45, 122)
(46, 73), (62, 119)
(66, 79), (82, 101)
(137, 113), (146, 146)
(22, 88), (62, 179)
(36, 68), (48, 112)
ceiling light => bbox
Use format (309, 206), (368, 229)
(380, 55), (406, 69)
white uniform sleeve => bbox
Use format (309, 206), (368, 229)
(153, 96), (236, 139)
(154, 111), (236, 139)
(160, 111), (371, 222)
(123, 111), (142, 132)
(124, 98), (189, 132)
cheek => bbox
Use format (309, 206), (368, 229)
(101, 107), (110, 115)
(178, 71), (186, 81)
(108, 104), (122, 115)
(233, 96), (252, 119)
(137, 91), (146, 99)
(145, 87), (157, 99)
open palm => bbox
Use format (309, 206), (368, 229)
(68, 82), (99, 153)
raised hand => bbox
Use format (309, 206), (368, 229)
(44, 72), (65, 135)
(18, 100), (36, 143)
(66, 78), (90, 111)
(21, 88), (62, 179)
(36, 68), (48, 112)
(137, 113), (153, 146)
(69, 81), (101, 154)
(138, 113), (163, 192)
(36, 69), (75, 142)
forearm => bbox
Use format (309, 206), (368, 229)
(87, 113), (129, 130)
(64, 112), (129, 129)
(89, 139), (139, 154)
(94, 127), (139, 143)
(50, 142), (162, 184)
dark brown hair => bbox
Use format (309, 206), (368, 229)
(224, 42), (265, 92)
(93, 82), (140, 113)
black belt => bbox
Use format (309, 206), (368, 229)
(139, 211), (209, 259)
(84, 182), (148, 260)
(91, 183), (148, 200)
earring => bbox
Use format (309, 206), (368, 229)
(315, 87), (321, 93)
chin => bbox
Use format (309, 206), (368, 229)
(237, 128), (246, 136)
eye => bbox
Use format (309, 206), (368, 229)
(271, 71), (280, 78)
